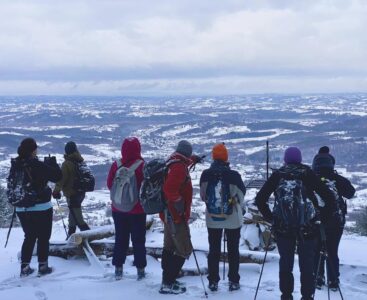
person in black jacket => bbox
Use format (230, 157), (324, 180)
(12, 138), (62, 277)
(255, 147), (335, 300)
(312, 147), (355, 291)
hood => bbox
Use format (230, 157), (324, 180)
(121, 137), (143, 165)
(65, 151), (83, 162)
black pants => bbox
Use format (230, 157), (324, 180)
(161, 249), (186, 285)
(277, 234), (316, 299)
(17, 208), (53, 264)
(207, 227), (241, 283)
(314, 226), (343, 283)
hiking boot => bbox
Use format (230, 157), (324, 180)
(38, 263), (53, 277)
(229, 281), (240, 291)
(137, 268), (145, 280)
(20, 264), (34, 277)
(174, 280), (185, 287)
(328, 280), (339, 292)
(159, 282), (187, 294)
(208, 281), (218, 292)
(79, 224), (90, 231)
(115, 266), (123, 280)
(316, 276), (325, 289)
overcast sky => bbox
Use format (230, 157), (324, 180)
(1, 0), (367, 95)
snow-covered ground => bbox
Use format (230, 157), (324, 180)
(1, 221), (367, 300)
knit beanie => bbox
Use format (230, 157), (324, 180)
(65, 141), (78, 155)
(318, 146), (335, 164)
(176, 140), (192, 158)
(17, 138), (37, 158)
(284, 147), (302, 164)
(212, 143), (228, 162)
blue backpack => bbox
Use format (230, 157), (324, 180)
(206, 172), (233, 221)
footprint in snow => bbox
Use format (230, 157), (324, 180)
(35, 290), (48, 300)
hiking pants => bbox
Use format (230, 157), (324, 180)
(277, 235), (316, 299)
(67, 195), (88, 229)
(314, 226), (343, 283)
(17, 208), (53, 264)
(207, 227), (241, 284)
(161, 220), (193, 285)
(112, 211), (147, 269)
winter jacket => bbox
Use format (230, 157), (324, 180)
(159, 152), (193, 224)
(316, 169), (355, 228)
(200, 160), (246, 229)
(14, 156), (62, 208)
(54, 152), (84, 198)
(255, 163), (336, 226)
(107, 137), (145, 214)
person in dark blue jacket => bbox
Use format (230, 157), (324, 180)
(11, 138), (62, 277)
(312, 146), (355, 291)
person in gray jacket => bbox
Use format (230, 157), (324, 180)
(200, 143), (246, 292)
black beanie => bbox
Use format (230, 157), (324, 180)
(318, 146), (330, 154)
(17, 138), (37, 158)
(65, 141), (78, 155)
(176, 140), (192, 158)
(312, 153), (335, 174)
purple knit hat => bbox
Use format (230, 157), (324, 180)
(284, 147), (302, 164)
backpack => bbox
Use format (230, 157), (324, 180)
(317, 177), (346, 226)
(206, 172), (233, 221)
(6, 159), (38, 208)
(110, 159), (143, 212)
(73, 161), (95, 193)
(272, 169), (316, 233)
(140, 158), (181, 214)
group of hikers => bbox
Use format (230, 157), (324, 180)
(6, 137), (355, 300)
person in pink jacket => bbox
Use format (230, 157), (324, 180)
(107, 137), (146, 280)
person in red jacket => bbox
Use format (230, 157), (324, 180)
(159, 140), (195, 295)
(107, 137), (146, 280)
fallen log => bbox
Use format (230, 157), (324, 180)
(49, 240), (277, 265)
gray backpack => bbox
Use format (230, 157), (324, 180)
(110, 159), (143, 212)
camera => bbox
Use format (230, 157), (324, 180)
(44, 155), (57, 166)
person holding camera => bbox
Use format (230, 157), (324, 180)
(53, 141), (90, 237)
(12, 138), (62, 277)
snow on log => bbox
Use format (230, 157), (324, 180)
(66, 225), (115, 246)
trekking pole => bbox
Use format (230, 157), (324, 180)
(266, 140), (269, 180)
(253, 231), (271, 300)
(4, 209), (16, 248)
(55, 197), (68, 238)
(316, 223), (344, 300)
(192, 249), (209, 298)
(223, 232), (227, 280)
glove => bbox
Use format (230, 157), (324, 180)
(52, 191), (62, 199)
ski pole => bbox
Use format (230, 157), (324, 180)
(253, 232), (271, 300)
(192, 249), (209, 298)
(4, 209), (16, 248)
(55, 197), (68, 238)
(223, 232), (227, 280)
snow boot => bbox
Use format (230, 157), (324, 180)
(159, 282), (186, 294)
(115, 266), (123, 280)
(316, 275), (325, 289)
(208, 281), (218, 292)
(20, 264), (34, 277)
(38, 262), (53, 277)
(229, 281), (240, 291)
(328, 280), (339, 292)
(137, 268), (145, 280)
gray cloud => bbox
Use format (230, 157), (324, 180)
(0, 0), (366, 94)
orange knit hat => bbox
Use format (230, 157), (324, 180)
(212, 143), (228, 162)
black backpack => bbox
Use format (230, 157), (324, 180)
(73, 161), (95, 193)
(7, 158), (38, 208)
(140, 158), (181, 214)
(272, 167), (317, 233)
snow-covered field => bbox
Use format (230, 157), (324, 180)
(1, 221), (367, 300)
